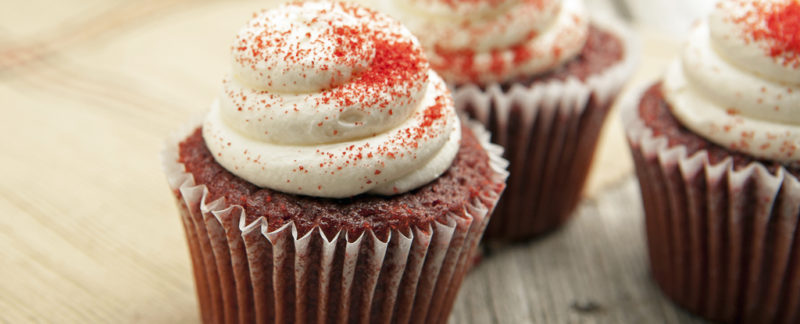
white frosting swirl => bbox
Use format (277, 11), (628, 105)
(663, 0), (800, 162)
(374, 0), (590, 84)
(203, 1), (461, 198)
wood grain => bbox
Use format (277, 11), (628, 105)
(449, 179), (709, 324)
(0, 0), (697, 322)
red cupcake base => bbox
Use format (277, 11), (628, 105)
(452, 18), (638, 241)
(461, 93), (613, 240)
(163, 121), (508, 324)
(625, 85), (800, 324)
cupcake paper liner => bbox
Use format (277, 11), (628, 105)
(453, 15), (639, 240)
(162, 119), (509, 324)
(622, 86), (800, 324)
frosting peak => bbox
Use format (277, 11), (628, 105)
(204, 2), (461, 198)
(663, 0), (800, 162)
(231, 4), (376, 93)
(710, 0), (800, 83)
(375, 0), (589, 84)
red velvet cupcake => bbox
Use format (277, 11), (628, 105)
(623, 0), (800, 322)
(162, 2), (508, 323)
(373, 0), (638, 240)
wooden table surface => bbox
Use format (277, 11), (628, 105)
(0, 0), (705, 322)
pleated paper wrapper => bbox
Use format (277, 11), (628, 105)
(453, 15), (638, 240)
(622, 85), (800, 324)
(161, 119), (509, 324)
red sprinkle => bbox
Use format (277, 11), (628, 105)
(226, 2), (453, 174)
(420, 96), (446, 128)
(489, 50), (505, 76)
(437, 0), (506, 9)
(733, 0), (800, 68)
(432, 30), (540, 83)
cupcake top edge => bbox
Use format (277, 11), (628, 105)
(663, 0), (800, 163)
(374, 0), (590, 85)
(202, 1), (462, 198)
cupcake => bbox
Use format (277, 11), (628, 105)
(161, 2), (508, 323)
(372, 0), (638, 240)
(623, 0), (800, 322)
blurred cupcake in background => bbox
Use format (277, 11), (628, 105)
(163, 2), (508, 323)
(623, 0), (800, 322)
(372, 0), (638, 240)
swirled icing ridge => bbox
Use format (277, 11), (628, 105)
(663, 0), (800, 162)
(203, 1), (461, 198)
(375, 0), (590, 84)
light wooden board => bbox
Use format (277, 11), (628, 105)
(450, 179), (708, 324)
(0, 0), (695, 322)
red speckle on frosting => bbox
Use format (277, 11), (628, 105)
(420, 95), (446, 128)
(780, 140), (798, 156)
(552, 45), (562, 59)
(312, 89), (450, 172)
(511, 32), (538, 64)
(437, 0), (506, 9)
(315, 27), (428, 112)
(733, 0), (800, 68)
(436, 0), (547, 10)
(432, 46), (478, 81)
(230, 2), (429, 126)
(489, 50), (505, 76)
(432, 30), (540, 82)
(416, 0), (591, 85)
(208, 1), (461, 195)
